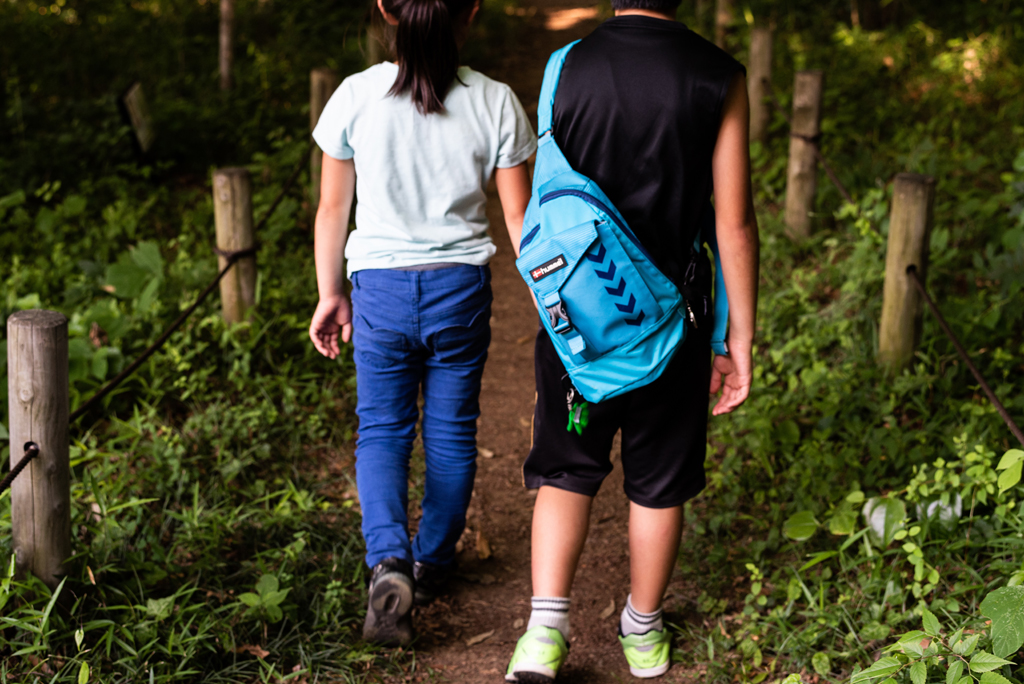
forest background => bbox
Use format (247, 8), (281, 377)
(1, 0), (1023, 682)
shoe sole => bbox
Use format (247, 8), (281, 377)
(505, 671), (556, 683)
(628, 662), (670, 678)
(363, 572), (415, 647)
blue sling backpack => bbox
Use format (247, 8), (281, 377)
(516, 41), (730, 414)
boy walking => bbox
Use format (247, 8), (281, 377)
(505, 0), (759, 680)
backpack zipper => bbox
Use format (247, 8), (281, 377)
(539, 189), (655, 263)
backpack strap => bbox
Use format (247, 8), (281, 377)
(537, 41), (581, 136)
(703, 223), (730, 357)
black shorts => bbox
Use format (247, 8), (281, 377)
(523, 325), (713, 509)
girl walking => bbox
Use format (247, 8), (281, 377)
(308, 0), (535, 647)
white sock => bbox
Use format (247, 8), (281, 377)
(527, 596), (571, 639)
(620, 594), (663, 636)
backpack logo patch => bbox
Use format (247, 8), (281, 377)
(530, 255), (567, 281)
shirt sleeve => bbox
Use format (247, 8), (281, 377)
(312, 79), (356, 160)
(495, 85), (538, 169)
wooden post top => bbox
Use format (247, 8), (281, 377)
(7, 310), (67, 329)
(213, 167), (250, 179)
(894, 173), (936, 186)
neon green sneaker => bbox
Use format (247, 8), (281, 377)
(618, 628), (671, 678)
(505, 626), (568, 683)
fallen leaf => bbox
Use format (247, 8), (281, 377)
(236, 644), (270, 659)
(600, 599), (616, 619)
(87, 566), (96, 585)
(466, 629), (495, 646)
(477, 530), (493, 560)
(516, 334), (532, 345)
(478, 447), (495, 459)
(513, 618), (524, 629)
(519, 417), (531, 427)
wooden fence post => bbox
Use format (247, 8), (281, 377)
(310, 67), (340, 216)
(212, 168), (256, 323)
(7, 310), (70, 590)
(121, 82), (156, 154)
(784, 70), (825, 240)
(879, 173), (936, 371)
(219, 0), (234, 91)
(367, 23), (385, 67)
(715, 0), (734, 50)
(747, 27), (773, 144)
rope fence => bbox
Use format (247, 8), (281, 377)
(0, 442), (38, 496)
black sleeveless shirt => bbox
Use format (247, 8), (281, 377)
(552, 16), (744, 284)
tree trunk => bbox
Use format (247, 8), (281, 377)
(747, 28), (773, 144)
(715, 0), (734, 51)
(219, 0), (234, 91)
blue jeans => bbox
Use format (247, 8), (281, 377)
(350, 265), (492, 568)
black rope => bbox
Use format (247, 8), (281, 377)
(762, 77), (855, 206)
(907, 265), (1024, 448)
(0, 442), (39, 495)
(69, 142), (313, 424)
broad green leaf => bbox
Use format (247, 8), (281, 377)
(909, 661), (926, 684)
(946, 659), (964, 684)
(105, 259), (150, 299)
(130, 240), (164, 276)
(860, 622), (892, 642)
(255, 574), (279, 596)
(898, 630), (927, 657)
(266, 604), (283, 623)
(996, 449), (1024, 470)
(829, 509), (858, 535)
(144, 596), (174, 622)
(847, 490), (865, 504)
(780, 676), (801, 684)
(0, 422), (8, 440)
(238, 592), (261, 607)
(78, 662), (89, 684)
(979, 672), (1012, 684)
(922, 609), (941, 636)
(968, 651), (1013, 673)
(775, 419), (800, 446)
(851, 656), (900, 683)
(799, 551), (838, 572)
(812, 652), (830, 676)
(263, 588), (291, 607)
(979, 586), (1024, 658)
(997, 461), (1022, 494)
(953, 634), (980, 656)
(863, 497), (907, 546)
(783, 511), (819, 541)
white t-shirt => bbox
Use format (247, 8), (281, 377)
(312, 62), (537, 275)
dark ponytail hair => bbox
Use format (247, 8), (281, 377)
(380, 0), (476, 114)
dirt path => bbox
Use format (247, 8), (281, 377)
(410, 5), (703, 682)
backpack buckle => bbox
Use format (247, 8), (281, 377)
(546, 301), (572, 334)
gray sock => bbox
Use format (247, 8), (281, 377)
(527, 596), (571, 640)
(620, 594), (663, 636)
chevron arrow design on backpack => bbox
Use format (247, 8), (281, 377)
(605, 277), (626, 297)
(594, 260), (617, 281)
(615, 293), (637, 314)
(625, 310), (646, 326)
(585, 243), (606, 263)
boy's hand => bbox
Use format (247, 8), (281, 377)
(309, 295), (352, 359)
(709, 345), (752, 415)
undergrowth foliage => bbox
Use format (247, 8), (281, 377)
(674, 2), (1024, 683)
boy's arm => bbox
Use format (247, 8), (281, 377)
(495, 162), (531, 257)
(310, 153), (356, 359)
(709, 71), (760, 415)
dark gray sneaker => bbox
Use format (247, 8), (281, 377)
(363, 558), (415, 647)
(413, 560), (454, 605)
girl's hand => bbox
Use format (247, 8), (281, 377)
(310, 295), (352, 359)
(709, 344), (752, 415)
